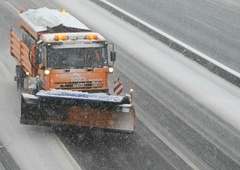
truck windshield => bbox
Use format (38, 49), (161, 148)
(47, 47), (108, 69)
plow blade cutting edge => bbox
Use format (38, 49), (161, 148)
(20, 90), (136, 133)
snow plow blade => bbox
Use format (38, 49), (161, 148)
(20, 90), (136, 133)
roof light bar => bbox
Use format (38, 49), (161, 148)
(85, 34), (98, 40)
(54, 35), (68, 41)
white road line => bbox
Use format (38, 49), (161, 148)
(136, 111), (200, 170)
(186, 14), (219, 31)
(101, 0), (240, 78)
(49, 134), (82, 170)
(5, 2), (19, 15)
(0, 162), (5, 170)
(0, 140), (15, 148)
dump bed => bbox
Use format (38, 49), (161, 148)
(19, 7), (91, 40)
(10, 28), (34, 75)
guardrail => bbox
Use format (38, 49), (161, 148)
(90, 0), (240, 88)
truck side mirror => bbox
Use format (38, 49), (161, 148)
(110, 51), (116, 62)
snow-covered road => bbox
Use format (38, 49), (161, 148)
(54, 0), (240, 134)
(1, 0), (240, 169)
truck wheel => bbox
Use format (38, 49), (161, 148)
(15, 65), (25, 90)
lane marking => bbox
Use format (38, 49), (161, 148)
(50, 134), (83, 170)
(136, 111), (200, 170)
(186, 14), (219, 31)
(100, 0), (240, 78)
(5, 2), (19, 15)
(0, 163), (5, 170)
(0, 140), (15, 148)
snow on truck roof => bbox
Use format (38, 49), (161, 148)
(19, 7), (91, 33)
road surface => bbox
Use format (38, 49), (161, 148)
(0, 0), (239, 169)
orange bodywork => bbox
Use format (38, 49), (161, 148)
(42, 68), (109, 91)
(10, 28), (110, 92)
(52, 106), (135, 132)
(10, 28), (37, 76)
(21, 104), (136, 133)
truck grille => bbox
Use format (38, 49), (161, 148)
(55, 80), (104, 90)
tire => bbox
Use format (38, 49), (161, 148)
(16, 65), (26, 90)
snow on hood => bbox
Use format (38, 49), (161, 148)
(19, 7), (90, 32)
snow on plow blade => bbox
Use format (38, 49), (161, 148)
(20, 90), (136, 133)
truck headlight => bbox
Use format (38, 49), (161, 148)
(130, 88), (134, 93)
(108, 67), (114, 73)
(44, 70), (50, 75)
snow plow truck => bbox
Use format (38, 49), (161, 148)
(10, 7), (136, 133)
